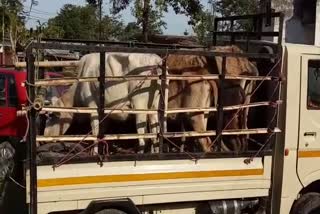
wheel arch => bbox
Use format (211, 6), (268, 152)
(81, 198), (140, 214)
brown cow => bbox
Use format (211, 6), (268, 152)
(166, 56), (218, 153)
(166, 45), (258, 153)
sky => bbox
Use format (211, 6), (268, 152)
(23, 0), (210, 35)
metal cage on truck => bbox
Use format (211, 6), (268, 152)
(24, 12), (285, 214)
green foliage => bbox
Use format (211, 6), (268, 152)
(44, 4), (125, 40)
(132, 0), (166, 35)
(100, 0), (204, 41)
(1, 0), (26, 62)
(165, 0), (203, 25)
(213, 0), (260, 17)
(121, 22), (141, 40)
(44, 4), (96, 39)
(193, 10), (213, 45)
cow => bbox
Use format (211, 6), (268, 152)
(210, 45), (259, 152)
(166, 45), (259, 153)
(43, 46), (258, 154)
(43, 52), (163, 154)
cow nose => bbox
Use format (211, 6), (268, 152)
(47, 112), (56, 118)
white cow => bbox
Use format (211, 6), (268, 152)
(44, 53), (163, 153)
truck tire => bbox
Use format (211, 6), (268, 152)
(95, 209), (127, 214)
(291, 192), (320, 214)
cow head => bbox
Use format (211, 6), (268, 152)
(44, 111), (73, 136)
(44, 88), (74, 136)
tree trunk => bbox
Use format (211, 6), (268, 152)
(142, 0), (150, 42)
(9, 24), (17, 64)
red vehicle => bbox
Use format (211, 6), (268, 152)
(0, 68), (66, 144)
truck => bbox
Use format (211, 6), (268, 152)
(0, 67), (68, 213)
(2, 9), (320, 214)
(0, 68), (67, 143)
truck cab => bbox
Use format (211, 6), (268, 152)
(0, 68), (28, 140)
(0, 68), (67, 142)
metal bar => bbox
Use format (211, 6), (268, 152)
(265, 0), (272, 27)
(269, 47), (284, 214)
(15, 60), (80, 68)
(159, 58), (168, 153)
(40, 38), (205, 49)
(257, 17), (263, 40)
(215, 12), (282, 21)
(277, 13), (284, 52)
(1, 0), (5, 66)
(216, 56), (226, 151)
(246, 32), (250, 52)
(98, 52), (105, 158)
(34, 75), (276, 86)
(36, 128), (282, 142)
(213, 18), (218, 46)
(230, 20), (235, 45)
(38, 100), (282, 114)
(26, 48), (37, 214)
(38, 151), (273, 165)
(212, 31), (279, 37)
(30, 42), (279, 59)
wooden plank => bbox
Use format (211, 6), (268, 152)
(15, 61), (79, 68)
(35, 101), (281, 115)
(34, 75), (275, 86)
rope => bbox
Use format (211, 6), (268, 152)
(9, 176), (26, 189)
(244, 79), (282, 163)
(21, 106), (31, 143)
(244, 133), (276, 165)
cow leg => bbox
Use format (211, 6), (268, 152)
(136, 114), (148, 154)
(180, 122), (186, 153)
(242, 81), (253, 151)
(190, 113), (211, 153)
(149, 114), (160, 153)
(90, 113), (100, 156)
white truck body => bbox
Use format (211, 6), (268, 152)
(25, 43), (320, 214)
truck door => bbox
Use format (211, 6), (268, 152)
(0, 74), (18, 137)
(298, 55), (320, 185)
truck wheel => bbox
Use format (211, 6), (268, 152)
(291, 192), (320, 214)
(95, 209), (127, 214)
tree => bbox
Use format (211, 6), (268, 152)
(1, 0), (26, 63)
(44, 4), (97, 40)
(193, 10), (213, 45)
(44, 4), (124, 40)
(121, 22), (141, 40)
(213, 0), (260, 17)
(87, 0), (204, 42)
